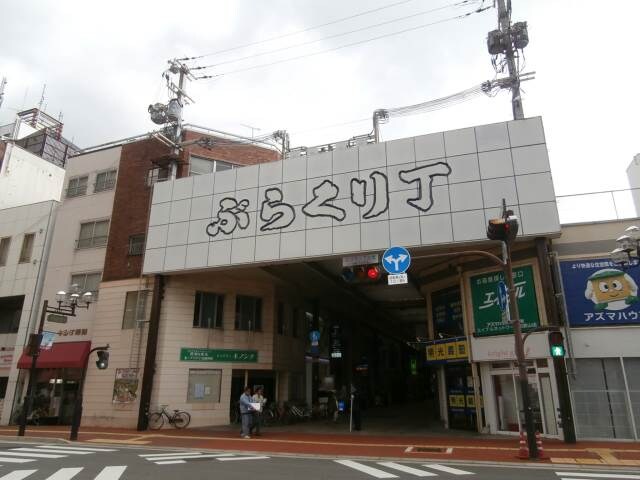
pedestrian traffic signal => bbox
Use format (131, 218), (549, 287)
(341, 264), (382, 283)
(96, 350), (109, 369)
(548, 331), (565, 357)
(487, 215), (519, 243)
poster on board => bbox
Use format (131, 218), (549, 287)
(112, 368), (139, 403)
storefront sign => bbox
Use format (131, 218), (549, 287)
(179, 348), (258, 363)
(143, 118), (559, 274)
(470, 265), (540, 336)
(560, 258), (640, 327)
(40, 331), (56, 350)
(426, 337), (468, 364)
(431, 286), (464, 336)
(330, 325), (342, 359)
(112, 368), (139, 403)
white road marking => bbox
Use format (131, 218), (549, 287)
(155, 460), (186, 465)
(0, 458), (35, 464)
(36, 446), (116, 452)
(146, 453), (235, 461)
(0, 470), (37, 480)
(425, 464), (474, 475)
(216, 456), (270, 461)
(1, 452), (64, 459)
(139, 452), (203, 457)
(44, 467), (84, 480)
(557, 473), (640, 479)
(93, 466), (127, 480)
(13, 448), (92, 455)
(377, 462), (436, 477)
(335, 460), (399, 478)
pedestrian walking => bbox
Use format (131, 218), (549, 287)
(239, 386), (254, 438)
(250, 386), (267, 436)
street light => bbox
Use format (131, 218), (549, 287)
(17, 289), (93, 437)
(611, 226), (640, 268)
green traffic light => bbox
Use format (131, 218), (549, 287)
(551, 345), (565, 357)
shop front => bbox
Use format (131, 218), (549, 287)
(467, 263), (562, 438)
(559, 257), (640, 440)
(12, 341), (91, 425)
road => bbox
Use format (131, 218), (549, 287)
(0, 440), (638, 480)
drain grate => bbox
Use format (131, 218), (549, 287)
(405, 446), (453, 454)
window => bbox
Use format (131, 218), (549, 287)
(66, 175), (89, 197)
(77, 220), (109, 249)
(277, 302), (286, 335)
(94, 169), (117, 192)
(0, 377), (7, 399)
(193, 292), (224, 328)
(235, 295), (262, 331)
(189, 156), (235, 176)
(0, 295), (23, 334)
(146, 166), (170, 186)
(128, 234), (145, 256)
(70, 272), (102, 301)
(122, 290), (148, 329)
(18, 233), (35, 263)
(187, 369), (222, 403)
(0, 237), (11, 267)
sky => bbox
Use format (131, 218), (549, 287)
(1, 0), (639, 203)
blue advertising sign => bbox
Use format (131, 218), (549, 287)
(560, 258), (640, 327)
(382, 246), (411, 274)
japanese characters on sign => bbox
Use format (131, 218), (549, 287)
(205, 164), (451, 239)
(431, 286), (464, 337)
(470, 265), (540, 336)
(180, 348), (258, 363)
(425, 337), (468, 364)
(560, 258), (640, 327)
(55, 328), (88, 338)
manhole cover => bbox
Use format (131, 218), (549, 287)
(405, 446), (453, 454)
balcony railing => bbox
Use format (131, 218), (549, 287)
(557, 187), (639, 225)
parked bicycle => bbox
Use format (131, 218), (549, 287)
(148, 405), (191, 429)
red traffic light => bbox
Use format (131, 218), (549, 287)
(366, 265), (381, 280)
(487, 216), (519, 243)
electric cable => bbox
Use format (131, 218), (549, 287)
(181, 0), (415, 61)
(195, 6), (491, 80)
(192, 0), (480, 71)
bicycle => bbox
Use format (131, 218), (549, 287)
(148, 405), (191, 429)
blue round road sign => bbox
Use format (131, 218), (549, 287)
(382, 246), (411, 274)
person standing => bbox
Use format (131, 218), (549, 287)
(239, 386), (254, 439)
(251, 386), (267, 436)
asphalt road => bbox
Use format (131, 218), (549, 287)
(0, 440), (638, 480)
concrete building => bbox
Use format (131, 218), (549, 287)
(72, 116), (571, 439)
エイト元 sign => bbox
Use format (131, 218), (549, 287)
(560, 258), (640, 327)
(180, 348), (258, 363)
(470, 265), (540, 336)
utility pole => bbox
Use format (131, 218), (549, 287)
(489, 0), (529, 120)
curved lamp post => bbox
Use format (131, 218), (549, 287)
(611, 226), (640, 268)
(17, 285), (93, 436)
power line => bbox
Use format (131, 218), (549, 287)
(181, 0), (415, 61)
(196, 6), (491, 80)
(192, 0), (478, 71)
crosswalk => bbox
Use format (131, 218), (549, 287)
(0, 446), (117, 465)
(334, 460), (474, 478)
(0, 465), (126, 480)
(555, 471), (640, 480)
(139, 451), (270, 465)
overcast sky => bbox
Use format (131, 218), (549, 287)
(1, 0), (639, 200)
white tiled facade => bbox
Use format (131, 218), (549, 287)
(144, 117), (560, 274)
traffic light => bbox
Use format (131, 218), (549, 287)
(487, 215), (519, 243)
(96, 350), (109, 369)
(341, 264), (382, 283)
(548, 331), (565, 357)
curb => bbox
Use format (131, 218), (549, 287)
(0, 436), (69, 444)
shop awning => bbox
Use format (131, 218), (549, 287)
(17, 341), (91, 369)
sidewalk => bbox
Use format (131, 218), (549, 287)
(1, 424), (639, 467)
